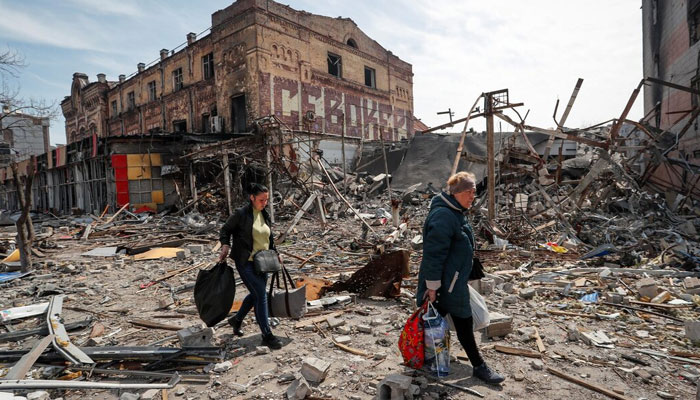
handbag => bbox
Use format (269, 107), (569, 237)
(469, 257), (485, 281)
(398, 302), (428, 369)
(194, 261), (235, 327)
(254, 249), (281, 274)
(268, 264), (307, 319)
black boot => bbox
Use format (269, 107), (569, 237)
(261, 333), (282, 350)
(228, 317), (244, 337)
(473, 363), (505, 384)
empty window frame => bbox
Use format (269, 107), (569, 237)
(364, 66), (376, 88)
(148, 81), (157, 102)
(172, 68), (183, 91)
(327, 52), (342, 78)
(691, 2), (700, 44)
(202, 52), (214, 80)
(127, 91), (135, 111)
(173, 119), (187, 133)
(111, 100), (118, 116)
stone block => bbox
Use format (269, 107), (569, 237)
(479, 278), (495, 296)
(334, 335), (352, 344)
(519, 288), (536, 299)
(636, 278), (658, 299)
(286, 376), (311, 399)
(326, 316), (345, 329)
(301, 357), (331, 384)
(484, 312), (512, 338)
(140, 389), (160, 400)
(256, 346), (270, 355)
(26, 393), (50, 400)
(376, 374), (417, 400)
(686, 321), (700, 344)
(177, 326), (213, 347)
(186, 244), (204, 254)
(357, 325), (372, 334)
(119, 394), (140, 400)
(213, 361), (232, 373)
(685, 277), (700, 295)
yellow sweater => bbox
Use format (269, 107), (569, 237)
(248, 209), (270, 261)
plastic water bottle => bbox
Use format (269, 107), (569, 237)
(423, 306), (450, 377)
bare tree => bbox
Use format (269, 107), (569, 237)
(0, 47), (57, 126)
(10, 156), (35, 272)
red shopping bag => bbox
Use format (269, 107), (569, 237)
(398, 302), (428, 369)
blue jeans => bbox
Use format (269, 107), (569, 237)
(233, 261), (271, 336)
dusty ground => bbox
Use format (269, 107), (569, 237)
(0, 210), (699, 400)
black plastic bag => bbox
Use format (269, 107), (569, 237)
(469, 257), (485, 281)
(194, 261), (235, 327)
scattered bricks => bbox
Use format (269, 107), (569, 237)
(530, 359), (544, 370)
(685, 277), (700, 295)
(685, 321), (700, 345)
(326, 316), (345, 329)
(301, 357), (331, 384)
(519, 288), (536, 299)
(286, 376), (311, 400)
(334, 335), (352, 344)
(376, 374), (417, 400)
(256, 346), (271, 355)
(185, 244), (204, 254)
(357, 325), (372, 334)
(636, 278), (658, 299)
(177, 326), (213, 347)
(479, 278), (495, 296)
(484, 312), (512, 338)
(140, 389), (160, 400)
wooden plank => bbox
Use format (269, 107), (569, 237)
(629, 300), (690, 309)
(533, 327), (546, 353)
(3, 334), (55, 380)
(103, 203), (129, 225)
(129, 319), (183, 331)
(547, 366), (633, 400)
(277, 193), (317, 244)
(494, 345), (541, 358)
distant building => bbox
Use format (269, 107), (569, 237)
(0, 106), (51, 167)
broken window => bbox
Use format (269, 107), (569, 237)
(173, 119), (187, 133)
(202, 113), (210, 133)
(173, 68), (183, 91)
(127, 91), (135, 111)
(364, 66), (376, 88)
(346, 38), (358, 48)
(148, 81), (157, 102)
(111, 100), (117, 116)
(690, 1), (700, 44)
(202, 52), (214, 80)
(327, 52), (342, 78)
(231, 94), (246, 133)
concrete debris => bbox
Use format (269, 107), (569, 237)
(300, 357), (331, 384)
(286, 375), (311, 399)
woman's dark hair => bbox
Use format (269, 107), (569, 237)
(248, 183), (269, 196)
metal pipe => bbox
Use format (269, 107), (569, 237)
(0, 373), (180, 390)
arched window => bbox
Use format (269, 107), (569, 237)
(346, 38), (358, 49)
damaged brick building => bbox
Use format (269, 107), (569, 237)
(0, 0), (415, 214)
(642, 0), (700, 198)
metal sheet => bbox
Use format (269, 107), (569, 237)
(0, 373), (180, 390)
(0, 303), (48, 323)
(46, 295), (94, 365)
(2, 334), (54, 380)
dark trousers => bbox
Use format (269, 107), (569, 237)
(233, 261), (271, 336)
(435, 305), (484, 367)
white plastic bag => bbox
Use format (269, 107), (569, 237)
(470, 286), (490, 331)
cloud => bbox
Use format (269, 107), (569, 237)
(65, 0), (143, 17)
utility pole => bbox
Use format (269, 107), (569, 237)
(485, 93), (495, 222)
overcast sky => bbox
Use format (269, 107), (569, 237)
(0, 0), (643, 146)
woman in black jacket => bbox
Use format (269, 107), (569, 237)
(218, 183), (282, 349)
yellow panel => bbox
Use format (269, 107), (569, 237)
(152, 190), (164, 204)
(126, 154), (142, 167)
(127, 166), (151, 180)
(150, 153), (162, 166)
(2, 249), (19, 263)
(133, 247), (183, 261)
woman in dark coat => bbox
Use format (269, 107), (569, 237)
(416, 172), (504, 384)
(218, 183), (281, 349)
